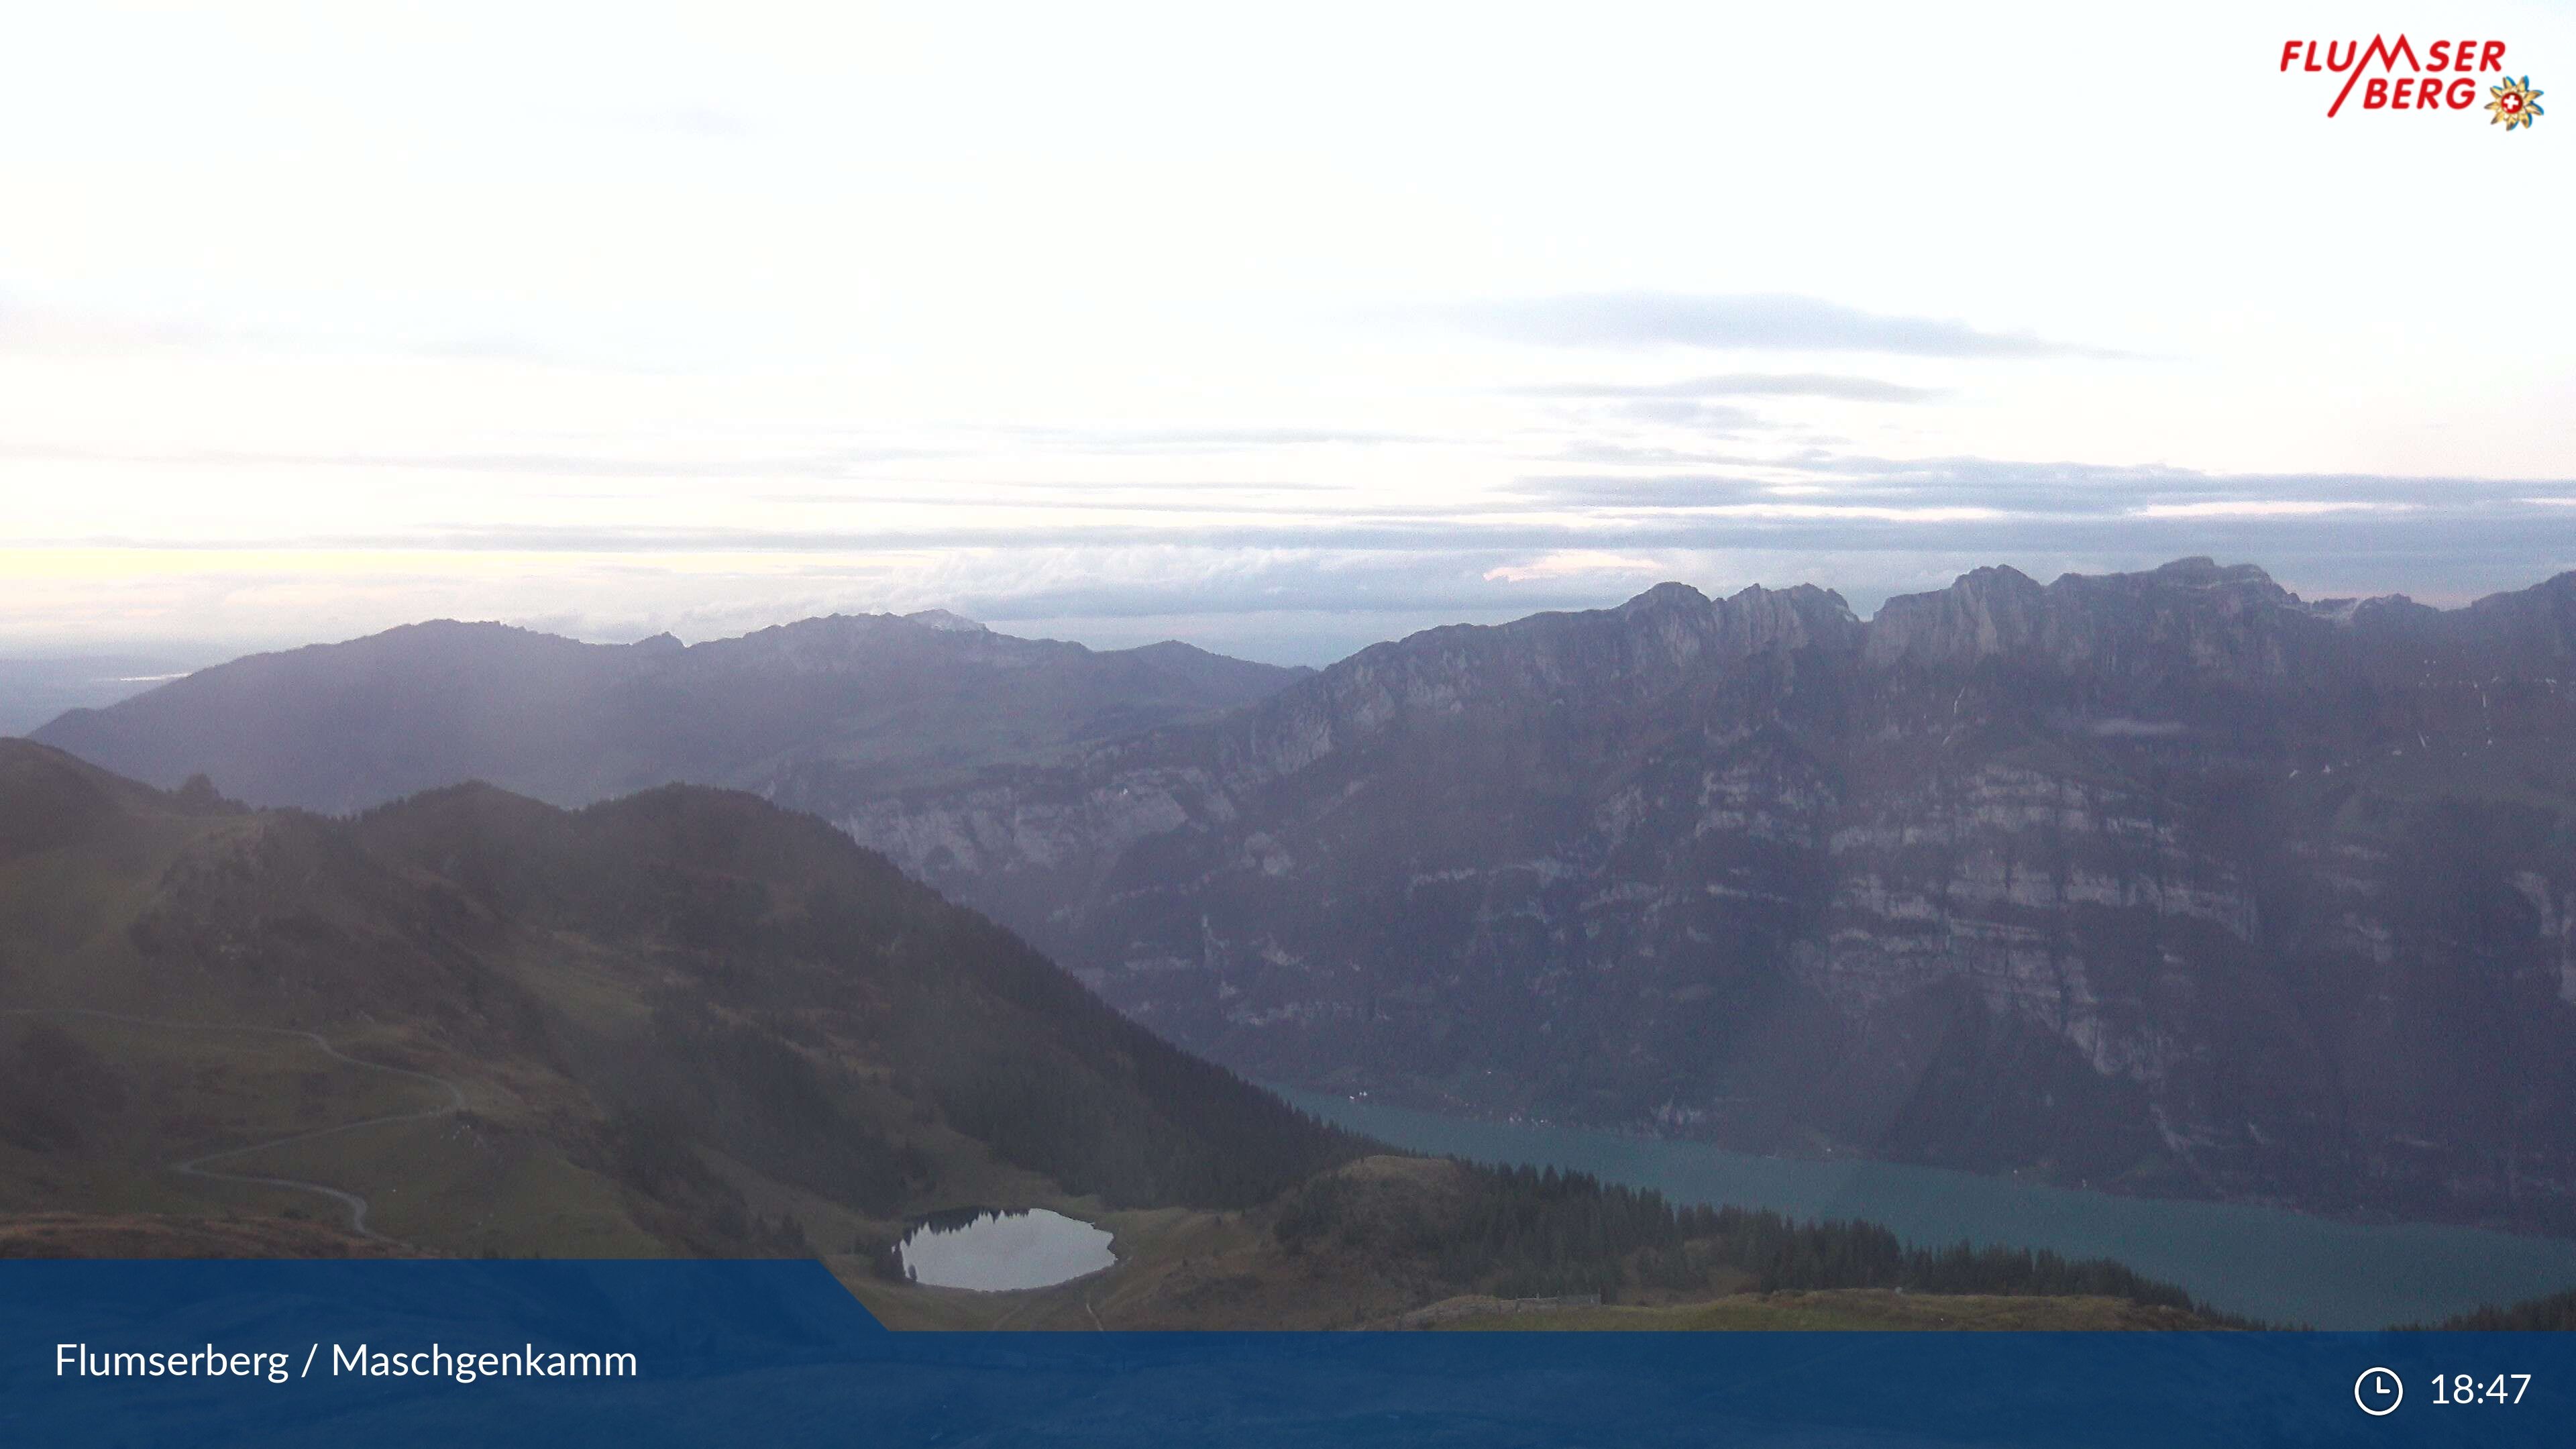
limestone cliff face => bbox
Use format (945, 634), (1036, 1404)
(1865, 557), (2365, 682)
(816, 560), (2576, 1230)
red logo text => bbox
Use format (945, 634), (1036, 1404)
(2278, 36), (2510, 116)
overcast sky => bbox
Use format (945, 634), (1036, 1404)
(3, 1), (2571, 667)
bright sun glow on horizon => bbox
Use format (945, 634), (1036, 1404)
(2, 0), (2571, 665)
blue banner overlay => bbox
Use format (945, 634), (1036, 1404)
(1, 1260), (2567, 1446)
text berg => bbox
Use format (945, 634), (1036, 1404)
(2361, 77), (2481, 110)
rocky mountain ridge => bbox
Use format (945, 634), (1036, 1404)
(827, 559), (2576, 1230)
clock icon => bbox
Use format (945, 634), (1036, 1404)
(2355, 1367), (2404, 1416)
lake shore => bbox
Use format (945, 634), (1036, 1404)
(1283, 1090), (2576, 1329)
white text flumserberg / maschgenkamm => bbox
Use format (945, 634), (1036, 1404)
(57, 1343), (639, 1385)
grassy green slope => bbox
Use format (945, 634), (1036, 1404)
(0, 739), (1360, 1261)
(0, 740), (2277, 1331)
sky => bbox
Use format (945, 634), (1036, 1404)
(3, 1), (2571, 672)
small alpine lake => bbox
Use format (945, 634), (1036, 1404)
(896, 1208), (1117, 1292)
(1283, 1090), (2576, 1329)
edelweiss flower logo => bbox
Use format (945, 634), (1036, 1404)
(2485, 75), (2544, 129)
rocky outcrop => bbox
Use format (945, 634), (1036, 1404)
(839, 561), (2576, 1232)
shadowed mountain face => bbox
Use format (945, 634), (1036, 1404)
(827, 559), (2576, 1231)
(0, 740), (1355, 1257)
(28, 611), (1305, 815)
(3, 741), (2245, 1327)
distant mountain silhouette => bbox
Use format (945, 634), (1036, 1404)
(30, 611), (1306, 814)
(829, 559), (2576, 1232)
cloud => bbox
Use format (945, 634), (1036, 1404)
(1506, 455), (2576, 519)
(1450, 292), (2114, 358)
(1506, 376), (1900, 443)
(30, 437), (2570, 568)
(2133, 500), (2410, 519)
(1507, 474), (1778, 507)
(984, 424), (1444, 454)
(1481, 550), (1668, 583)
(21, 427), (2569, 560)
(1538, 441), (1782, 468)
(1588, 399), (1762, 434)
(1787, 456), (2571, 513)
(38, 488), (2569, 569)
(17, 427), (2569, 665)
(1505, 373), (1944, 403)
(15, 506), (2573, 670)
(917, 549), (1723, 640)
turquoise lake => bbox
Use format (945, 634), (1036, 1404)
(1283, 1090), (2576, 1329)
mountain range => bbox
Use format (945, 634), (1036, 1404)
(29, 609), (1303, 814)
(19, 559), (2576, 1234)
(822, 559), (2576, 1230)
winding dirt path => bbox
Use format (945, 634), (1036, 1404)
(1, 1006), (465, 1241)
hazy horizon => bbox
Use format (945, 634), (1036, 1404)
(9, 547), (2572, 742)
